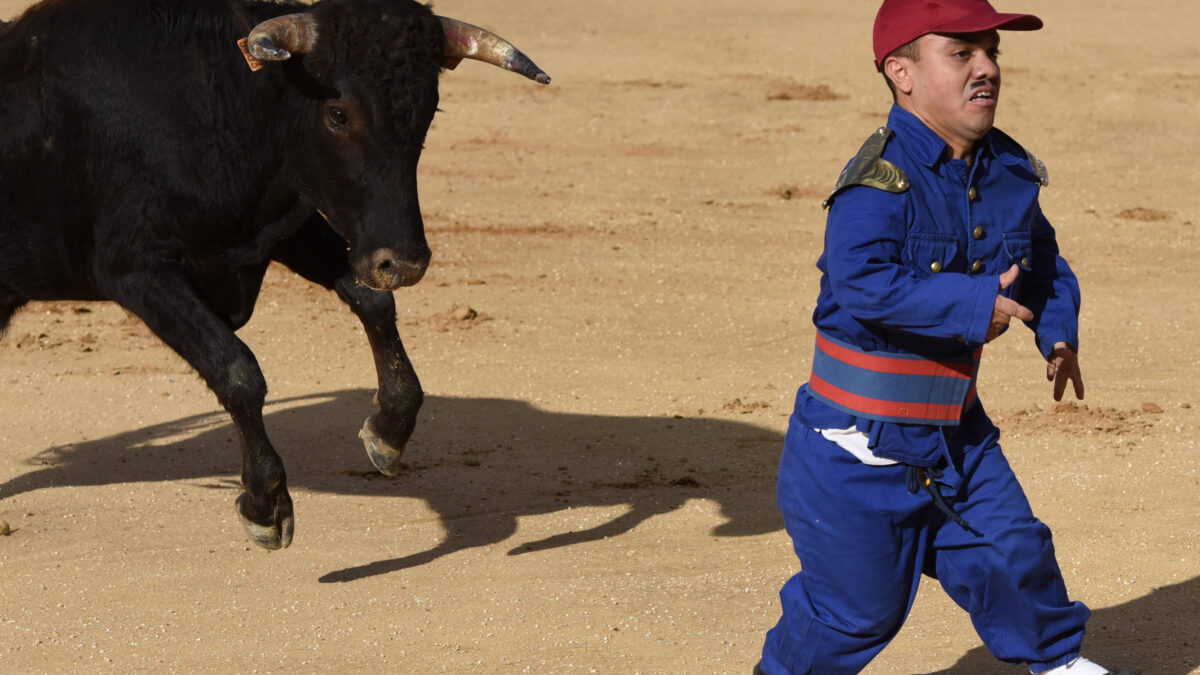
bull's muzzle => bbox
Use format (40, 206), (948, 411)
(358, 247), (429, 290)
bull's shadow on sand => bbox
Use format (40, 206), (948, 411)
(5, 391), (1196, 672)
(0, 389), (785, 579)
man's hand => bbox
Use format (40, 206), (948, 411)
(1047, 342), (1085, 401)
(987, 264), (1034, 342)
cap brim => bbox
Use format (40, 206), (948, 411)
(931, 12), (1043, 34)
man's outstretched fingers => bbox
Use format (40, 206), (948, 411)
(1049, 343), (1085, 401)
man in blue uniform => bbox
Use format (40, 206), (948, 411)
(756, 1), (1141, 674)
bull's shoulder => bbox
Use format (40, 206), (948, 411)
(822, 127), (909, 210)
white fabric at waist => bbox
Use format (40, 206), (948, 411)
(815, 426), (899, 466)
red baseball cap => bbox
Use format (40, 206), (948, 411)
(873, 0), (1042, 71)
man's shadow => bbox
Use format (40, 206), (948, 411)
(0, 389), (785, 581)
(920, 576), (1200, 675)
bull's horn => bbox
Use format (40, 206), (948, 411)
(247, 13), (318, 62)
(437, 17), (550, 85)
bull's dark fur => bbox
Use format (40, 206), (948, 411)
(0, 0), (473, 548)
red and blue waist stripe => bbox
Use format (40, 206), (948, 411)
(808, 331), (981, 426)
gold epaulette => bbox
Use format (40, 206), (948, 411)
(1026, 149), (1048, 187)
(822, 127), (910, 209)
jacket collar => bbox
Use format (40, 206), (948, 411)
(886, 104), (1022, 169)
(887, 105), (950, 167)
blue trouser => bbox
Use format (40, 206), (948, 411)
(759, 413), (1090, 674)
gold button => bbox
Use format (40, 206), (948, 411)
(971, 260), (983, 273)
(930, 261), (943, 273)
(969, 187), (978, 200)
(1020, 256), (1030, 267)
(973, 226), (984, 240)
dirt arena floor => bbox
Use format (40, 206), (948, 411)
(2, 0), (1198, 672)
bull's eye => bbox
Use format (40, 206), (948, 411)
(327, 107), (348, 128)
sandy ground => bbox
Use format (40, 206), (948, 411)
(2, 0), (1198, 672)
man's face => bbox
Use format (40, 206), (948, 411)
(902, 31), (1002, 157)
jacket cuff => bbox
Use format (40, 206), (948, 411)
(1036, 328), (1079, 360)
(962, 275), (1000, 345)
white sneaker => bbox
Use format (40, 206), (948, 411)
(1035, 657), (1111, 675)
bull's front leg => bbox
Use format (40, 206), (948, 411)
(334, 274), (422, 476)
(268, 217), (422, 476)
(105, 270), (294, 549)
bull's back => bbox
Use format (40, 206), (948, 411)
(0, 5), (91, 297)
(0, 0), (288, 301)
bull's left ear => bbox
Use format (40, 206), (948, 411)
(246, 13), (319, 63)
(438, 17), (550, 84)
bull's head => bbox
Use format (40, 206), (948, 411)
(244, 0), (549, 291)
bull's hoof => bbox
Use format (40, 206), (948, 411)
(236, 493), (294, 550)
(359, 415), (406, 476)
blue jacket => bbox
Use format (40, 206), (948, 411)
(796, 105), (1081, 465)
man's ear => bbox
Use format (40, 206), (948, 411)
(885, 56), (914, 96)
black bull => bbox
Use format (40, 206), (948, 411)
(0, 0), (548, 549)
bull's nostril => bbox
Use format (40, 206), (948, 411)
(360, 247), (426, 289)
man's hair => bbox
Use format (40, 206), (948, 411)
(882, 38), (922, 101)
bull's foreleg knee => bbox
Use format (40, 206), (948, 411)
(335, 276), (422, 476)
